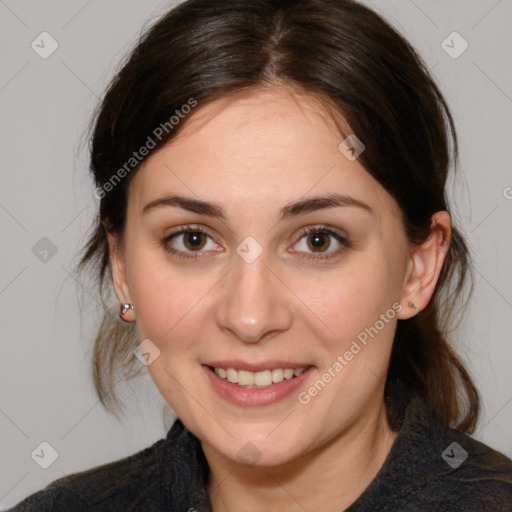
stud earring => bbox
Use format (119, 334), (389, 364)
(408, 301), (420, 316)
(119, 303), (134, 321)
(121, 303), (133, 315)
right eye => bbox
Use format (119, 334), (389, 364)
(162, 225), (222, 259)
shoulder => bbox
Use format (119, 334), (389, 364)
(5, 436), (169, 511)
(434, 429), (512, 512)
(391, 392), (512, 510)
(352, 388), (512, 511)
(419, 428), (512, 510)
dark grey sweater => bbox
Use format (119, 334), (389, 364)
(7, 387), (512, 511)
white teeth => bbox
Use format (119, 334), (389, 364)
(212, 366), (308, 387)
(238, 370), (254, 386)
(254, 370), (272, 387)
(226, 368), (238, 384)
(271, 368), (284, 383)
(215, 367), (227, 379)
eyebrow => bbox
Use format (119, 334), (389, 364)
(280, 193), (374, 219)
(141, 193), (374, 220)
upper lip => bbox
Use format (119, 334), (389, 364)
(203, 361), (313, 372)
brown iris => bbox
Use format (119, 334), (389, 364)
(183, 232), (207, 250)
(307, 232), (330, 252)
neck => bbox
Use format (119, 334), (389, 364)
(204, 396), (398, 512)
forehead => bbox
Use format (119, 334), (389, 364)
(128, 86), (400, 221)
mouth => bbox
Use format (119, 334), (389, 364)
(202, 363), (315, 407)
(206, 365), (309, 389)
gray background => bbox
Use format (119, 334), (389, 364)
(1, 0), (511, 508)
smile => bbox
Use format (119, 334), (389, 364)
(210, 366), (307, 388)
(203, 363), (315, 406)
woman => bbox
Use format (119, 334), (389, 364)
(9, 0), (512, 510)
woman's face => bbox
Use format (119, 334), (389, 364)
(112, 87), (415, 466)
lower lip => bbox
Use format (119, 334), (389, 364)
(202, 365), (314, 407)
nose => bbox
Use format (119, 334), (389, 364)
(215, 250), (293, 343)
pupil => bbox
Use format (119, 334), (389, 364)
(186, 232), (205, 249)
(309, 233), (329, 251)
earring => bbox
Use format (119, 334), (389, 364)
(121, 303), (133, 315)
(408, 301), (420, 316)
(119, 303), (134, 321)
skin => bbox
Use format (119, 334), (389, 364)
(107, 86), (451, 511)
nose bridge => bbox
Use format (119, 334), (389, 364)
(216, 247), (292, 343)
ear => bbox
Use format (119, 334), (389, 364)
(397, 211), (451, 320)
(105, 227), (135, 322)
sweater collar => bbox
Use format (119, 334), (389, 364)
(160, 418), (212, 510)
(160, 385), (442, 510)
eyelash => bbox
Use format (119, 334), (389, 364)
(161, 224), (350, 261)
(161, 225), (214, 260)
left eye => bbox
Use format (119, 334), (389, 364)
(292, 228), (348, 255)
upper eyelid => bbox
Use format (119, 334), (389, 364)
(165, 224), (214, 238)
(165, 224), (346, 240)
(296, 224), (347, 237)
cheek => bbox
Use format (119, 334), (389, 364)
(293, 269), (400, 405)
(291, 259), (398, 344)
(126, 248), (207, 346)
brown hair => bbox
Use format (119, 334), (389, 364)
(79, 0), (479, 431)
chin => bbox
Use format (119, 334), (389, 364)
(200, 420), (312, 468)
